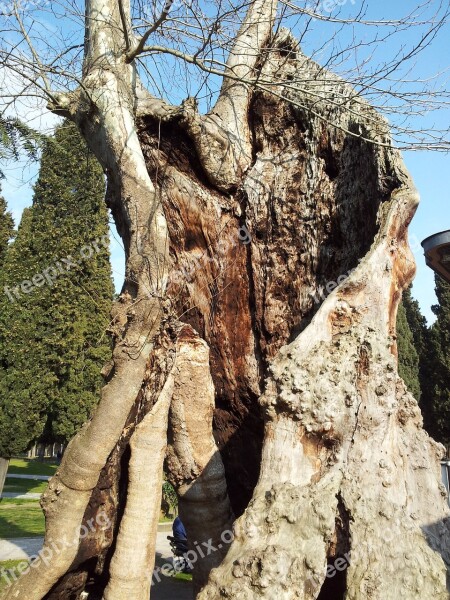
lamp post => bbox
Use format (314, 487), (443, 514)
(421, 230), (450, 284)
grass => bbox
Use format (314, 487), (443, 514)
(159, 514), (175, 523)
(0, 499), (40, 506)
(3, 479), (47, 495)
(0, 459), (172, 541)
(8, 459), (58, 477)
(0, 560), (30, 592)
(173, 571), (193, 582)
(154, 554), (193, 585)
(0, 502), (45, 538)
(0, 501), (170, 539)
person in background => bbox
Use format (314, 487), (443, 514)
(172, 515), (187, 541)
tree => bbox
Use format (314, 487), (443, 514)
(0, 192), (13, 267)
(1, 2), (450, 599)
(402, 287), (429, 359)
(396, 298), (421, 400)
(0, 188), (14, 496)
(0, 116), (45, 178)
(0, 121), (113, 456)
(424, 276), (450, 448)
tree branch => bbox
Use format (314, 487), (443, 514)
(118, 0), (131, 51)
(126, 0), (175, 63)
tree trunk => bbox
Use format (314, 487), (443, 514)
(0, 457), (9, 498)
(4, 12), (450, 600)
(165, 324), (234, 594)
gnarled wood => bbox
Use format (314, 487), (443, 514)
(4, 4), (450, 600)
(166, 324), (234, 594)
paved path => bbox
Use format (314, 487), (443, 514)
(2, 473), (50, 499)
(0, 531), (192, 600)
(0, 537), (42, 561)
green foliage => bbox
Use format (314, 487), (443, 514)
(0, 121), (113, 456)
(0, 193), (14, 266)
(402, 287), (428, 358)
(162, 481), (178, 516)
(0, 117), (45, 179)
(397, 299), (421, 400)
(424, 276), (450, 446)
(398, 281), (450, 448)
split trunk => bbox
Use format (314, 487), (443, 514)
(3, 24), (450, 600)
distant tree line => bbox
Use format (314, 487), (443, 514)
(398, 281), (450, 451)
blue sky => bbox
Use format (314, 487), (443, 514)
(405, 151), (449, 323)
(1, 0), (449, 323)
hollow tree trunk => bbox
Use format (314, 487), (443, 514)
(140, 35), (450, 599)
(4, 6), (450, 600)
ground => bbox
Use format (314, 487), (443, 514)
(0, 459), (192, 599)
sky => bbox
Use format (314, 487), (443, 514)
(0, 0), (449, 324)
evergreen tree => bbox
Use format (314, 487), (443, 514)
(397, 298), (421, 400)
(0, 116), (44, 178)
(0, 190), (14, 266)
(402, 287), (428, 359)
(0, 121), (113, 456)
(425, 276), (450, 447)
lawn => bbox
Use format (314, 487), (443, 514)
(0, 560), (29, 593)
(7, 459), (58, 477)
(0, 503), (45, 538)
(3, 479), (47, 495)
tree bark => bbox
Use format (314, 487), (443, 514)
(0, 458), (9, 498)
(102, 378), (173, 600)
(166, 324), (234, 594)
(4, 6), (450, 600)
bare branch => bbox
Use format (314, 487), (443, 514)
(126, 0), (175, 63)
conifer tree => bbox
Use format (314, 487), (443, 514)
(0, 192), (14, 265)
(397, 299), (421, 400)
(0, 121), (113, 457)
(0, 187), (15, 491)
(426, 276), (450, 447)
(402, 286), (429, 359)
(0, 116), (44, 178)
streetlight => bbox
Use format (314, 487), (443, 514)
(421, 230), (450, 285)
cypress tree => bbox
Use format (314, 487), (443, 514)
(425, 276), (450, 447)
(0, 117), (44, 178)
(0, 191), (14, 266)
(397, 297), (421, 400)
(402, 287), (428, 359)
(0, 188), (15, 490)
(0, 121), (113, 456)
